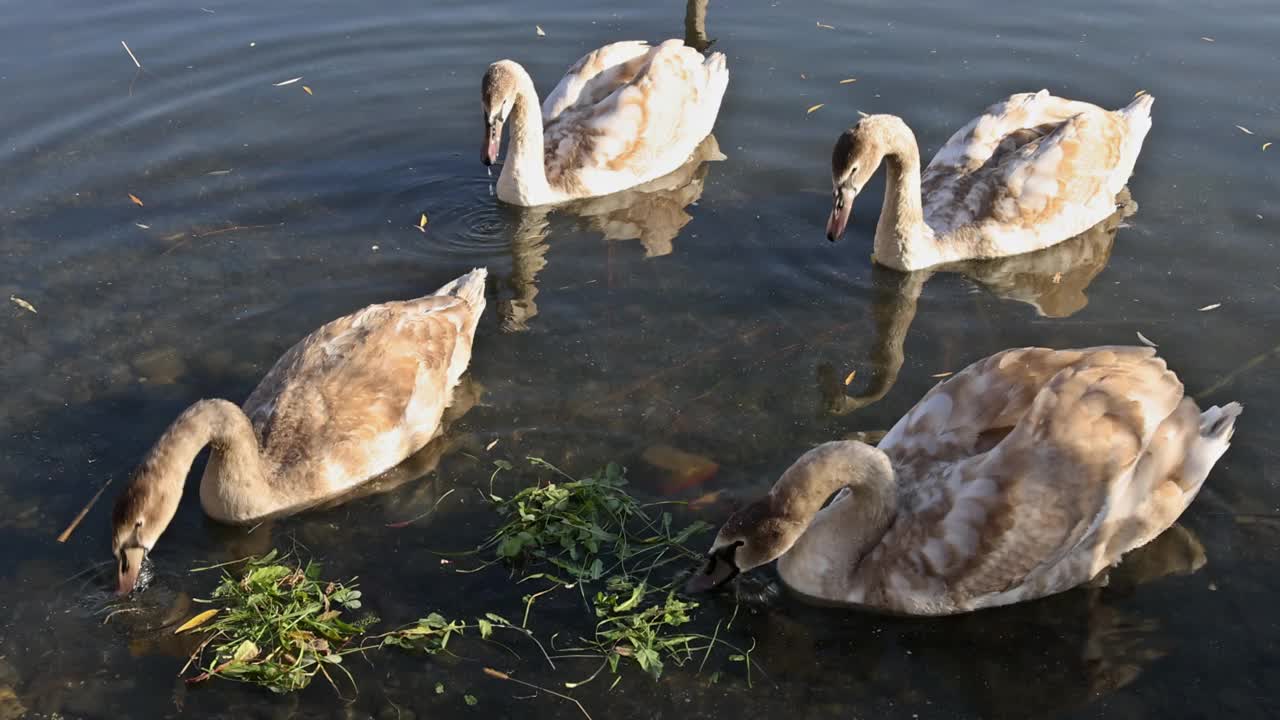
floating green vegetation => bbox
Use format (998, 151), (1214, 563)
(471, 458), (754, 685)
(179, 550), (377, 694)
(168, 458), (756, 703)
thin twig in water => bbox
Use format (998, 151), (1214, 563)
(386, 488), (456, 528)
(121, 40), (142, 68)
(162, 223), (284, 255)
(1197, 340), (1280, 398)
(483, 667), (592, 720)
(57, 478), (113, 542)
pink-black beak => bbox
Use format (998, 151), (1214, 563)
(116, 545), (146, 596)
(684, 543), (741, 594)
(826, 188), (854, 242)
(483, 118), (502, 166)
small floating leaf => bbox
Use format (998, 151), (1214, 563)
(816, 21), (835, 29)
(135, 222), (150, 229)
(175, 609), (220, 634)
(272, 76), (303, 87)
(839, 78), (857, 84)
(843, 370), (856, 386)
(1236, 125), (1254, 135)
(1200, 36), (1215, 42)
(418, 213), (428, 229)
(1264, 142), (1272, 151)
(302, 85), (313, 95)
(931, 371), (953, 378)
(856, 110), (870, 118)
(128, 193), (144, 206)
(435, 682), (445, 694)
(10, 296), (37, 314)
(535, 25), (546, 36)
(485, 438), (500, 451)
(1136, 331), (1158, 347)
(464, 694), (478, 706)
(1198, 303), (1222, 312)
(806, 103), (825, 114)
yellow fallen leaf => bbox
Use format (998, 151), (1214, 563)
(1236, 125), (1254, 135)
(806, 103), (825, 114)
(843, 370), (856, 386)
(418, 212), (428, 229)
(10, 295), (36, 314)
(174, 608), (219, 634)
(839, 78), (857, 84)
(128, 193), (144, 206)
(485, 438), (499, 451)
(931, 371), (953, 378)
(1134, 89), (1147, 97)
(303, 85), (313, 95)
(1264, 142), (1272, 151)
(816, 22), (835, 29)
(535, 25), (545, 36)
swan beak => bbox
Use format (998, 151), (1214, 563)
(826, 190), (854, 242)
(483, 120), (502, 166)
(684, 546), (740, 594)
(117, 547), (145, 596)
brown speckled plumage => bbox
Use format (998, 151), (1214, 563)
(703, 346), (1240, 615)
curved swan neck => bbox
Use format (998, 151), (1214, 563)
(497, 64), (552, 205)
(116, 399), (268, 540)
(772, 441), (897, 529)
(871, 121), (941, 271)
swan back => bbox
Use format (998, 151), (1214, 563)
(239, 269), (487, 498)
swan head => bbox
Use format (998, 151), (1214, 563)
(827, 117), (896, 241)
(481, 61), (521, 166)
(684, 495), (806, 594)
(111, 466), (178, 596)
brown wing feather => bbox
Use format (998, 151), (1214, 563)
(245, 297), (463, 482)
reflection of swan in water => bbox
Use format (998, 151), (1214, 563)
(819, 191), (1133, 415)
(684, 0), (713, 51)
(500, 135), (724, 332)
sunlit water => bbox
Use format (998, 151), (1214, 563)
(1, 0), (1277, 717)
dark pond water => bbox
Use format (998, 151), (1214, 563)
(2, 0), (1278, 717)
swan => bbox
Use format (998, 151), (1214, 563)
(688, 346), (1240, 615)
(826, 90), (1154, 271)
(481, 39), (729, 206)
(110, 269), (487, 594)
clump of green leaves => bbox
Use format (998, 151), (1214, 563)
(483, 458), (709, 583)
(376, 611), (514, 654)
(476, 458), (753, 685)
(181, 551), (377, 694)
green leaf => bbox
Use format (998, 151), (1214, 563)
(477, 618), (493, 639)
(233, 640), (260, 662)
(435, 682), (445, 695)
(464, 694), (478, 706)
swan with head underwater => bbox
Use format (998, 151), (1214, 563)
(481, 39), (729, 206)
(687, 346), (1241, 615)
(110, 269), (488, 595)
(825, 90), (1154, 271)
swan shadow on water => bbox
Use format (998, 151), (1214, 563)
(818, 189), (1134, 416)
(499, 134), (725, 332)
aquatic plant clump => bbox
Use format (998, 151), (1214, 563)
(179, 551), (377, 694)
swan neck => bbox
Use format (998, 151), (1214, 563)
(773, 441), (897, 531)
(499, 67), (552, 204)
(873, 126), (938, 270)
(123, 399), (269, 537)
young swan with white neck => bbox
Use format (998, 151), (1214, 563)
(826, 90), (1154, 271)
(110, 268), (488, 595)
(480, 39), (728, 206)
(689, 346), (1240, 615)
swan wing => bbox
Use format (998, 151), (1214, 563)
(245, 294), (478, 484)
(541, 41), (653, 123)
(543, 39), (728, 195)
